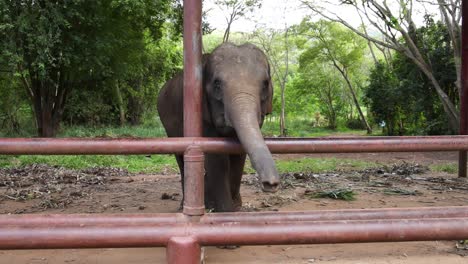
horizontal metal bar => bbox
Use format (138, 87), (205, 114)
(0, 136), (468, 155)
(1, 207), (467, 227)
(203, 206), (468, 223)
(0, 218), (467, 249)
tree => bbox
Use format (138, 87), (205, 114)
(0, 72), (27, 134)
(296, 62), (347, 129)
(0, 0), (175, 136)
(364, 62), (404, 135)
(298, 20), (372, 133)
(301, 0), (461, 131)
(252, 26), (294, 136)
(365, 18), (457, 135)
(215, 0), (262, 43)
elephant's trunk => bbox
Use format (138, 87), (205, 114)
(226, 92), (280, 192)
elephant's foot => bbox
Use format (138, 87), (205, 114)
(232, 193), (242, 211)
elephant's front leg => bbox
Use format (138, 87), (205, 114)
(175, 154), (184, 211)
(229, 154), (246, 211)
(204, 154), (235, 212)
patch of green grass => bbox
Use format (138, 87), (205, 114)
(58, 125), (167, 138)
(244, 157), (379, 174)
(430, 163), (457, 174)
(261, 118), (369, 137)
(0, 154), (178, 174)
(0, 154), (380, 176)
(305, 189), (357, 201)
(383, 188), (422, 196)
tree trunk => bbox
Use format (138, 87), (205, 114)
(333, 63), (372, 134)
(114, 81), (125, 127)
(322, 83), (337, 129)
(280, 84), (286, 136)
(223, 14), (235, 43)
(31, 79), (68, 137)
(403, 50), (460, 131)
(127, 80), (144, 126)
(279, 26), (290, 137)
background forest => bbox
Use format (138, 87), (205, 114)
(0, 0), (461, 139)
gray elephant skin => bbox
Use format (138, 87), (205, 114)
(157, 43), (280, 212)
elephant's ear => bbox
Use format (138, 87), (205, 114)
(264, 64), (274, 115)
(202, 54), (213, 125)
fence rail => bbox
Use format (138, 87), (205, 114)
(0, 0), (467, 263)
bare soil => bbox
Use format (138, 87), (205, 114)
(1, 151), (468, 264)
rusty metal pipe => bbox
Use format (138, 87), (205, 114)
(183, 0), (203, 137)
(183, 146), (205, 216)
(196, 218), (468, 246)
(0, 207), (467, 227)
(0, 218), (467, 249)
(202, 206), (468, 223)
(166, 237), (201, 264)
(1, 136), (468, 155)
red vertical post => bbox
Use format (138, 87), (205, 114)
(166, 237), (201, 264)
(183, 0), (203, 137)
(183, 146), (205, 215)
(460, 0), (468, 178)
(183, 0), (205, 215)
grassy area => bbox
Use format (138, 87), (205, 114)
(430, 163), (458, 174)
(245, 157), (380, 174)
(0, 154), (178, 174)
(0, 121), (381, 174)
(58, 125), (167, 138)
(262, 117), (371, 137)
(0, 155), (380, 175)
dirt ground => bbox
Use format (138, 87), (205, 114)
(1, 151), (468, 263)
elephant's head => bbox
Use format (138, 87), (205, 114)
(203, 43), (280, 192)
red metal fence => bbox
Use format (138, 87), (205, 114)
(1, 1), (468, 263)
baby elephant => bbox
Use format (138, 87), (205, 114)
(157, 43), (279, 212)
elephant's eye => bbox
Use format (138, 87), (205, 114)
(261, 80), (269, 101)
(213, 79), (223, 100)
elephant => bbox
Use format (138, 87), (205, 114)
(157, 42), (280, 212)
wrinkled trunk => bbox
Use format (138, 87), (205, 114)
(226, 94), (280, 192)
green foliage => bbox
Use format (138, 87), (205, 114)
(364, 18), (456, 135)
(345, 119), (367, 130)
(0, 72), (30, 135)
(0, 0), (180, 136)
(59, 124), (166, 138)
(364, 62), (403, 135)
(250, 27), (297, 122)
(295, 20), (371, 130)
(294, 63), (347, 129)
(262, 117), (368, 137)
(0, 154), (178, 174)
(245, 155), (378, 174)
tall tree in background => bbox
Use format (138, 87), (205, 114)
(298, 20), (372, 134)
(296, 62), (347, 129)
(215, 0), (262, 43)
(301, 0), (461, 131)
(0, 0), (174, 137)
(252, 26), (294, 136)
(365, 18), (457, 135)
